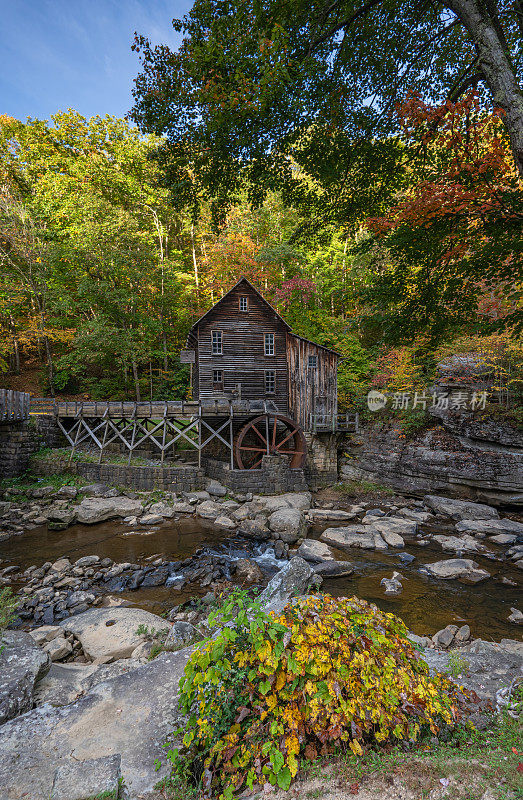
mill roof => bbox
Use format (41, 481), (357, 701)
(188, 277), (341, 356)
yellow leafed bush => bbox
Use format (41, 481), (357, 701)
(168, 593), (467, 799)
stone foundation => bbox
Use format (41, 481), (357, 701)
(203, 454), (308, 494)
(304, 432), (341, 488)
(0, 415), (68, 480)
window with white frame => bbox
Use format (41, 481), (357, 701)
(264, 332), (275, 356)
(265, 370), (276, 394)
(239, 296), (249, 312)
(213, 369), (224, 387)
(211, 330), (223, 355)
(308, 354), (318, 368)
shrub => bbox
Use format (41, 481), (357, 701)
(0, 588), (19, 650)
(166, 593), (467, 799)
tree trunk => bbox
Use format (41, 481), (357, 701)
(132, 360), (141, 402)
(445, 0), (523, 175)
(190, 224), (200, 301)
(9, 315), (20, 373)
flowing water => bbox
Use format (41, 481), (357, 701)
(0, 516), (521, 642)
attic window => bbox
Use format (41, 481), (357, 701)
(308, 355), (318, 368)
(211, 330), (223, 355)
(264, 333), (275, 356)
(239, 296), (249, 312)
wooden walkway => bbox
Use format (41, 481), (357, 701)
(0, 390), (30, 424)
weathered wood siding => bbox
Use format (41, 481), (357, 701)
(194, 283), (290, 411)
(287, 335), (338, 429)
(186, 330), (199, 399)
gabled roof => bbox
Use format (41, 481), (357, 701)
(188, 276), (291, 333)
(188, 276), (341, 356)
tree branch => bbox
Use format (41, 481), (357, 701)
(306, 0), (383, 57)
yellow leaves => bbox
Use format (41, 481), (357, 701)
(275, 670), (286, 691)
(349, 739), (363, 756)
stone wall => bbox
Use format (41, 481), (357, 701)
(304, 432), (340, 488)
(32, 455), (206, 492)
(203, 454), (308, 494)
(0, 415), (68, 480)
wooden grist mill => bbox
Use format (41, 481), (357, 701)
(54, 278), (358, 470)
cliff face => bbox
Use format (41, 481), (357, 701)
(341, 413), (523, 506)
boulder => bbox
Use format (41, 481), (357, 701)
(78, 483), (113, 497)
(312, 560), (354, 577)
(138, 513), (164, 525)
(307, 509), (357, 522)
(237, 519), (270, 541)
(214, 515), (237, 530)
(320, 525), (387, 551)
(148, 501), (177, 518)
(50, 558), (71, 573)
(370, 517), (416, 539)
(455, 624), (471, 642)
(29, 625), (65, 646)
(256, 492), (312, 513)
(0, 630), (50, 724)
(234, 558), (264, 583)
(44, 637), (72, 662)
(46, 509), (76, 528)
(395, 508), (433, 523)
(196, 500), (223, 519)
(171, 501), (195, 514)
(0, 648), (192, 799)
(508, 607), (523, 625)
(55, 485), (78, 500)
(432, 625), (458, 649)
(74, 496), (143, 524)
(34, 661), (134, 708)
(164, 621), (200, 649)
(370, 520), (406, 547)
(296, 539), (336, 563)
(64, 607), (170, 660)
(455, 518), (523, 539)
(424, 558), (490, 583)
(424, 495), (499, 520)
(74, 555), (100, 568)
(257, 557), (315, 613)
(490, 533), (518, 545)
(268, 508), (307, 543)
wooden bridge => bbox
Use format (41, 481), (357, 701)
(0, 390), (30, 424)
(25, 397), (358, 470)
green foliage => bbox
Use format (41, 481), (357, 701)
(0, 588), (19, 645)
(446, 652), (471, 679)
(165, 593), (467, 799)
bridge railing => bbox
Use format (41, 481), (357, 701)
(308, 412), (359, 433)
(0, 390), (31, 423)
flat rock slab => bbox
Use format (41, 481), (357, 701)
(370, 517), (416, 539)
(0, 647), (192, 800)
(255, 492), (312, 512)
(64, 607), (170, 661)
(433, 534), (481, 553)
(424, 495), (499, 521)
(308, 509), (357, 522)
(0, 630), (50, 724)
(320, 525), (387, 551)
(423, 558), (490, 583)
(51, 753), (121, 800)
(456, 518), (523, 539)
(74, 497), (143, 525)
(34, 661), (136, 708)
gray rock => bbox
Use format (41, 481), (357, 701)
(296, 539), (335, 563)
(396, 508), (433, 523)
(312, 560), (354, 577)
(424, 558), (490, 582)
(46, 509), (76, 527)
(139, 513), (164, 525)
(0, 630), (50, 724)
(432, 625), (458, 649)
(74, 555), (100, 568)
(398, 552), (415, 564)
(268, 508), (307, 544)
(256, 492), (312, 513)
(455, 624), (471, 642)
(148, 501), (177, 518)
(508, 607), (523, 625)
(433, 534), (481, 553)
(214, 515), (237, 530)
(206, 481), (228, 497)
(44, 637), (72, 662)
(50, 754), (121, 800)
(78, 483), (112, 497)
(455, 518), (523, 539)
(164, 621), (200, 649)
(64, 607), (170, 660)
(234, 558), (264, 582)
(320, 525), (387, 551)
(380, 572), (403, 595)
(490, 533), (518, 545)
(0, 648), (193, 799)
(74, 497), (143, 524)
(66, 591), (95, 608)
(424, 495), (499, 520)
(257, 557), (315, 613)
(171, 501), (195, 514)
(55, 486), (78, 500)
(307, 509), (357, 522)
(238, 519), (270, 540)
(50, 558), (71, 573)
(34, 661), (134, 707)
(196, 500), (223, 519)
(29, 625), (65, 646)
(370, 519), (408, 547)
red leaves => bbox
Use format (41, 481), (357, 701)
(349, 782), (360, 794)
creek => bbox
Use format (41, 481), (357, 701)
(0, 515), (521, 642)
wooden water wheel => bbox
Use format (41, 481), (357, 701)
(234, 414), (307, 470)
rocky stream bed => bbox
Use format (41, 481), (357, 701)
(0, 480), (522, 799)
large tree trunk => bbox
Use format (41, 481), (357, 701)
(445, 0), (523, 175)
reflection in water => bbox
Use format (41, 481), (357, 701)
(0, 517), (521, 642)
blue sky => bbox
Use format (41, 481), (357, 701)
(0, 0), (192, 122)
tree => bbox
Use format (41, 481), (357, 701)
(131, 0), (523, 228)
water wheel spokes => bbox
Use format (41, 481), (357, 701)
(234, 414), (307, 470)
